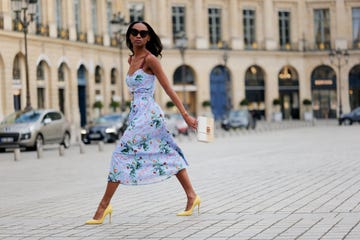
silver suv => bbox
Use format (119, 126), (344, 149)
(0, 109), (71, 152)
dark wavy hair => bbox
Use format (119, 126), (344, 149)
(126, 21), (163, 57)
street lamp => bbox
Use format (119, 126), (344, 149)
(221, 41), (232, 113)
(110, 12), (128, 112)
(329, 49), (350, 117)
(175, 31), (188, 109)
(11, 0), (37, 111)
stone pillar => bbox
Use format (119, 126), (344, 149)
(157, 0), (171, 48)
(229, 0), (243, 50)
(263, 0), (276, 50)
(66, 0), (77, 41)
(195, 0), (207, 49)
(335, 0), (347, 49)
(2, 0), (12, 31)
(46, 0), (57, 38)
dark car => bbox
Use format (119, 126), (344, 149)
(0, 109), (71, 152)
(339, 107), (360, 125)
(221, 109), (256, 130)
(81, 113), (128, 144)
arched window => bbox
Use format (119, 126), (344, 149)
(111, 68), (116, 85)
(95, 66), (102, 84)
(173, 65), (195, 85)
(58, 63), (65, 81)
(37, 61), (45, 80)
(13, 55), (21, 80)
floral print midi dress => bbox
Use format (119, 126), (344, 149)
(107, 60), (188, 185)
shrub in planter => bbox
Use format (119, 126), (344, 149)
(239, 99), (249, 107)
(166, 101), (175, 109)
(202, 100), (211, 108)
(93, 101), (104, 109)
(109, 100), (120, 111)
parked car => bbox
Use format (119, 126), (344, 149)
(0, 109), (71, 152)
(165, 113), (189, 136)
(221, 109), (256, 130)
(81, 113), (128, 144)
(339, 107), (360, 125)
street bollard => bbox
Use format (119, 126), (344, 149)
(59, 145), (65, 156)
(98, 141), (104, 152)
(14, 148), (20, 161)
(79, 142), (85, 154)
(37, 146), (43, 159)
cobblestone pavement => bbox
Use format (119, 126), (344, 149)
(0, 121), (359, 240)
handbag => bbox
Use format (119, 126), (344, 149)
(197, 116), (214, 143)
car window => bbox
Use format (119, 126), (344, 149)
(94, 114), (123, 124)
(48, 112), (62, 121)
(11, 111), (41, 123)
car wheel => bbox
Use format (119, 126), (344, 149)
(343, 119), (353, 125)
(61, 132), (71, 149)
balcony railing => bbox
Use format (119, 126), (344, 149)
(353, 40), (360, 49)
(95, 35), (103, 45)
(110, 37), (119, 47)
(58, 28), (69, 40)
(12, 19), (23, 32)
(77, 32), (87, 42)
(36, 23), (49, 36)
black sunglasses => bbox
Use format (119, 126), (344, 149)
(130, 29), (149, 38)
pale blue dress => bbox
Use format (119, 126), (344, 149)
(107, 62), (188, 185)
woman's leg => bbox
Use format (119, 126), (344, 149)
(92, 181), (120, 219)
(176, 169), (197, 211)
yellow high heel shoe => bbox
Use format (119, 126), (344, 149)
(85, 204), (113, 224)
(176, 195), (201, 216)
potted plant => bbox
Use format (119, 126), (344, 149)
(302, 98), (313, 121)
(93, 100), (104, 117)
(109, 100), (120, 112)
(239, 99), (249, 109)
(272, 98), (282, 122)
(202, 100), (211, 108)
(166, 101), (175, 112)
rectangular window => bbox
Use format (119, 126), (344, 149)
(278, 11), (291, 50)
(208, 8), (222, 47)
(243, 9), (256, 49)
(91, 0), (98, 34)
(353, 7), (360, 48)
(74, 0), (81, 33)
(129, 3), (144, 23)
(56, 0), (62, 29)
(314, 9), (331, 50)
(37, 88), (45, 109)
(172, 6), (186, 42)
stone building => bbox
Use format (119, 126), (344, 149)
(0, 0), (359, 130)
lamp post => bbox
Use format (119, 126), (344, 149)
(329, 49), (350, 117)
(222, 41), (232, 113)
(110, 12), (128, 112)
(11, 0), (37, 112)
(175, 31), (188, 110)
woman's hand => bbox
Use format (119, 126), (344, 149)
(184, 114), (198, 130)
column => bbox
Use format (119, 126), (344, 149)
(229, 0), (243, 50)
(46, 0), (57, 38)
(67, 0), (77, 41)
(156, 0), (171, 48)
(2, 0), (12, 30)
(195, 0), (207, 49)
(335, 0), (347, 49)
(264, 0), (276, 50)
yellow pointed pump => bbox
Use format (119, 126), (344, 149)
(85, 204), (113, 224)
(176, 195), (201, 216)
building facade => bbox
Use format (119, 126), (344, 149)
(0, 0), (359, 130)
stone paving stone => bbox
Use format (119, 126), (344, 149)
(1, 122), (360, 239)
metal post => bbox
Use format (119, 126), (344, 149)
(180, 47), (186, 109)
(23, 13), (32, 111)
(119, 39), (125, 112)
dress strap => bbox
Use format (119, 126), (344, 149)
(139, 53), (149, 69)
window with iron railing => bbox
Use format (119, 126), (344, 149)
(172, 6), (186, 43)
(314, 9), (331, 50)
(208, 8), (222, 48)
(352, 7), (360, 49)
(129, 3), (144, 22)
(243, 9), (257, 49)
(278, 11), (291, 50)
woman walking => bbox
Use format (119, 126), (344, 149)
(85, 21), (200, 224)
